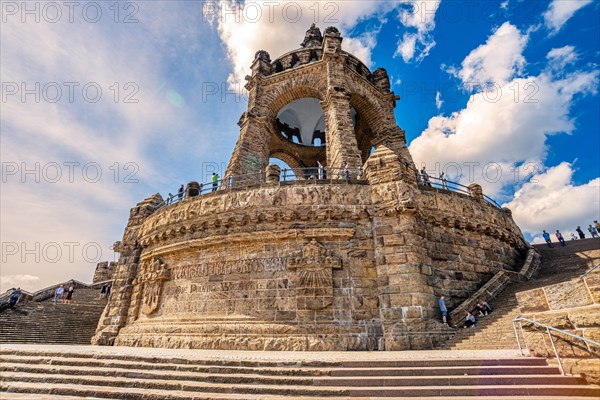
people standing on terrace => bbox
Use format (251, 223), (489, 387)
(212, 173), (219, 192)
(576, 226), (586, 239)
(555, 230), (566, 246)
(542, 230), (553, 248)
(420, 167), (431, 187)
(588, 224), (598, 238)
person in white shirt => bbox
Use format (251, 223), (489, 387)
(53, 285), (64, 304)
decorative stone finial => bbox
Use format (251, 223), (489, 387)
(301, 24), (323, 48)
(255, 50), (271, 63)
(324, 26), (340, 36)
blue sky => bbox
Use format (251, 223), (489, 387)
(1, 0), (599, 292)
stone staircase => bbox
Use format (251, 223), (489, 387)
(441, 238), (600, 350)
(0, 287), (107, 345)
(1, 347), (599, 399)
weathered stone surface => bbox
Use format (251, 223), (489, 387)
(516, 288), (549, 313)
(94, 25), (530, 351)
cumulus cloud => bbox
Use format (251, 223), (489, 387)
(504, 162), (600, 242)
(1, 275), (40, 293)
(213, 0), (393, 89)
(394, 0), (440, 63)
(212, 1), (443, 89)
(0, 3), (210, 291)
(544, 0), (594, 34)
(458, 22), (528, 86)
(409, 23), (599, 201)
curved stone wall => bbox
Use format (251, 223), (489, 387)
(108, 177), (529, 351)
(114, 182), (382, 351)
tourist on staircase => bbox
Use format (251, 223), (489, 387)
(99, 284), (107, 299)
(8, 288), (22, 307)
(53, 285), (64, 304)
(438, 295), (448, 325)
(463, 312), (476, 329)
(64, 287), (74, 304)
(476, 300), (492, 316)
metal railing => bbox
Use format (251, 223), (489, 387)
(419, 175), (502, 208)
(157, 167), (503, 210)
(157, 167), (366, 210)
(579, 263), (600, 280)
(512, 316), (600, 375)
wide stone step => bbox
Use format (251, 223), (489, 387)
(0, 350), (549, 369)
(0, 361), (566, 382)
(2, 394), (595, 400)
(2, 375), (599, 398)
(1, 372), (348, 397)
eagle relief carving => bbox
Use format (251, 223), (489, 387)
(287, 239), (342, 310)
(135, 258), (170, 316)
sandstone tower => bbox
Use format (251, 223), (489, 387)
(93, 25), (534, 350)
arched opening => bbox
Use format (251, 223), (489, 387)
(276, 98), (326, 147)
(269, 156), (295, 179)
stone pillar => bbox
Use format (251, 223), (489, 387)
(322, 92), (362, 175)
(469, 183), (483, 200)
(265, 164), (281, 184)
(365, 146), (442, 350)
(224, 51), (273, 179)
(319, 27), (362, 176)
(91, 193), (163, 346)
(185, 181), (201, 197)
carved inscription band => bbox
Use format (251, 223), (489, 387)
(171, 258), (287, 280)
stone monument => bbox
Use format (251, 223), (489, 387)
(93, 25), (531, 350)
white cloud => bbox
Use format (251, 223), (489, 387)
(435, 91), (443, 110)
(544, 0), (594, 34)
(409, 23), (599, 200)
(1, 275), (40, 293)
(397, 33), (418, 62)
(504, 162), (600, 242)
(0, 3), (213, 292)
(394, 0), (440, 63)
(214, 0), (393, 90)
(547, 45), (578, 73)
(213, 1), (443, 89)
(458, 22), (528, 86)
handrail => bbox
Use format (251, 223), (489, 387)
(512, 316), (600, 375)
(579, 263), (600, 280)
(158, 167), (503, 211)
(420, 175), (502, 208)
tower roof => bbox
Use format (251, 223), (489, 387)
(300, 23), (323, 48)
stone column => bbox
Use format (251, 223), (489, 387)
(265, 164), (281, 184)
(224, 51), (273, 180)
(365, 146), (441, 350)
(320, 28), (362, 176)
(91, 193), (163, 346)
(469, 183), (483, 200)
(322, 92), (362, 176)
